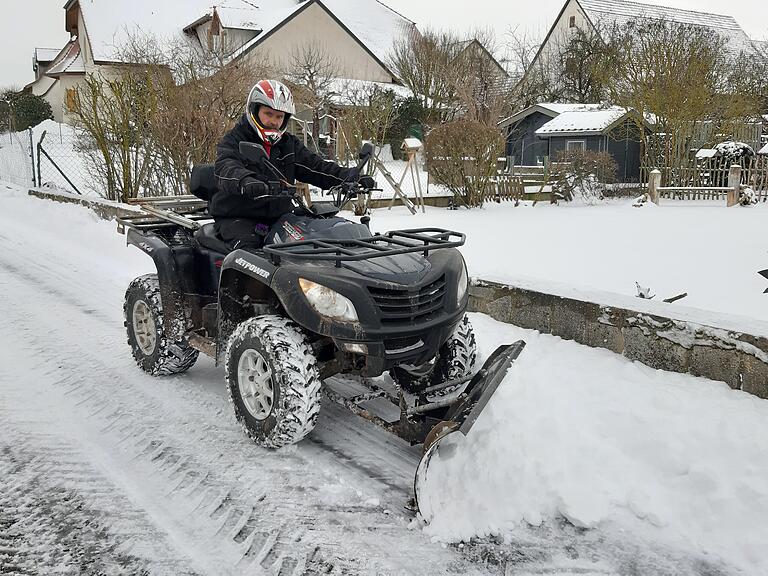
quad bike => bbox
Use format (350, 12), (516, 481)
(116, 143), (525, 515)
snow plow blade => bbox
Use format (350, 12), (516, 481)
(413, 340), (526, 518)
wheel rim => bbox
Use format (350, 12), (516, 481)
(237, 349), (274, 420)
(132, 299), (157, 355)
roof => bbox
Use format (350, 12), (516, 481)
(498, 103), (605, 129)
(759, 143), (768, 155)
(45, 39), (85, 76)
(578, 0), (754, 52)
(75, 0), (412, 68)
(34, 48), (62, 64)
(535, 106), (629, 136)
(326, 77), (413, 105)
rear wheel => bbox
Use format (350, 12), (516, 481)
(225, 315), (322, 448)
(124, 274), (199, 375)
(391, 315), (477, 397)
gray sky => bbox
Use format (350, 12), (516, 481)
(2, 0), (767, 88)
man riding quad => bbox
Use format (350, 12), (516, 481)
(212, 79), (375, 250)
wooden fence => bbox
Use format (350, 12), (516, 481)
(640, 156), (768, 201)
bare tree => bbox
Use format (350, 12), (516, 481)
(285, 41), (338, 153)
(596, 19), (761, 168)
(74, 32), (268, 199)
(389, 27), (466, 123)
(451, 29), (515, 126)
(336, 82), (398, 162)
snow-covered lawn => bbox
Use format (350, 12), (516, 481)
(2, 181), (768, 574)
(366, 199), (768, 327)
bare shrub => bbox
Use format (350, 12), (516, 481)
(73, 33), (267, 200)
(552, 149), (617, 203)
(425, 119), (504, 208)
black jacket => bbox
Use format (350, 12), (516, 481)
(211, 115), (355, 220)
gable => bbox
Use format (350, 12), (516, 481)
(237, 2), (396, 83)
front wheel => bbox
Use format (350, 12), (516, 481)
(391, 315), (478, 397)
(124, 274), (199, 375)
(225, 315), (322, 448)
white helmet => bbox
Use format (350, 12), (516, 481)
(246, 79), (295, 144)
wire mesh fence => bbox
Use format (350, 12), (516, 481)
(35, 123), (93, 195)
(0, 128), (35, 188)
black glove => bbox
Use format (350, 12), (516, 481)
(346, 168), (375, 190)
(240, 177), (267, 200)
(358, 175), (376, 190)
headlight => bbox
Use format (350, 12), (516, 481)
(457, 261), (468, 305)
(299, 278), (359, 323)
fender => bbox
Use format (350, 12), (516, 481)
(217, 250), (279, 359)
(126, 229), (190, 342)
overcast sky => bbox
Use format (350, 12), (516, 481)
(2, 0), (767, 89)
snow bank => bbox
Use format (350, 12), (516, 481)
(420, 314), (768, 573)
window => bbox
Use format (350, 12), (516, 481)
(66, 88), (77, 112)
(567, 140), (586, 151)
(569, 15), (576, 28)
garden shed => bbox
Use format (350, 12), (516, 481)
(501, 103), (649, 183)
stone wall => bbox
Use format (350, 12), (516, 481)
(28, 188), (136, 220)
(469, 280), (768, 399)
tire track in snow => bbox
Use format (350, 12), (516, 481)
(0, 252), (493, 575)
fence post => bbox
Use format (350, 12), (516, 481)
(648, 169), (661, 205)
(727, 164), (741, 207)
(28, 127), (35, 187)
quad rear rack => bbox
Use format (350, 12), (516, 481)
(263, 228), (465, 267)
(116, 195), (210, 233)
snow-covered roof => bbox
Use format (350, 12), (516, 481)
(539, 103), (605, 115)
(34, 48), (62, 64)
(759, 143), (768, 155)
(76, 0), (412, 69)
(498, 103), (606, 129)
(695, 148), (720, 159)
(326, 77), (412, 105)
(46, 39), (85, 76)
(578, 0), (754, 53)
(535, 106), (628, 135)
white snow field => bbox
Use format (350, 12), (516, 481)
(1, 181), (767, 575)
(369, 198), (768, 326)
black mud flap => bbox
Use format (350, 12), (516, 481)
(414, 340), (526, 518)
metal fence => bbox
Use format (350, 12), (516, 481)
(0, 128), (35, 188)
(35, 126), (92, 195)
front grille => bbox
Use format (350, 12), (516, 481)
(368, 275), (446, 326)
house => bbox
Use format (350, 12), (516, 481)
(525, 0), (759, 87)
(28, 42), (85, 122)
(500, 103), (649, 182)
(27, 0), (414, 124)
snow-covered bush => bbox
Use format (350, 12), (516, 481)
(714, 141), (755, 166)
(552, 149), (617, 203)
(740, 187), (758, 206)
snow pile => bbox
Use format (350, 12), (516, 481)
(419, 314), (768, 573)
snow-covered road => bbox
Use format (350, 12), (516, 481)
(1, 182), (764, 575)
